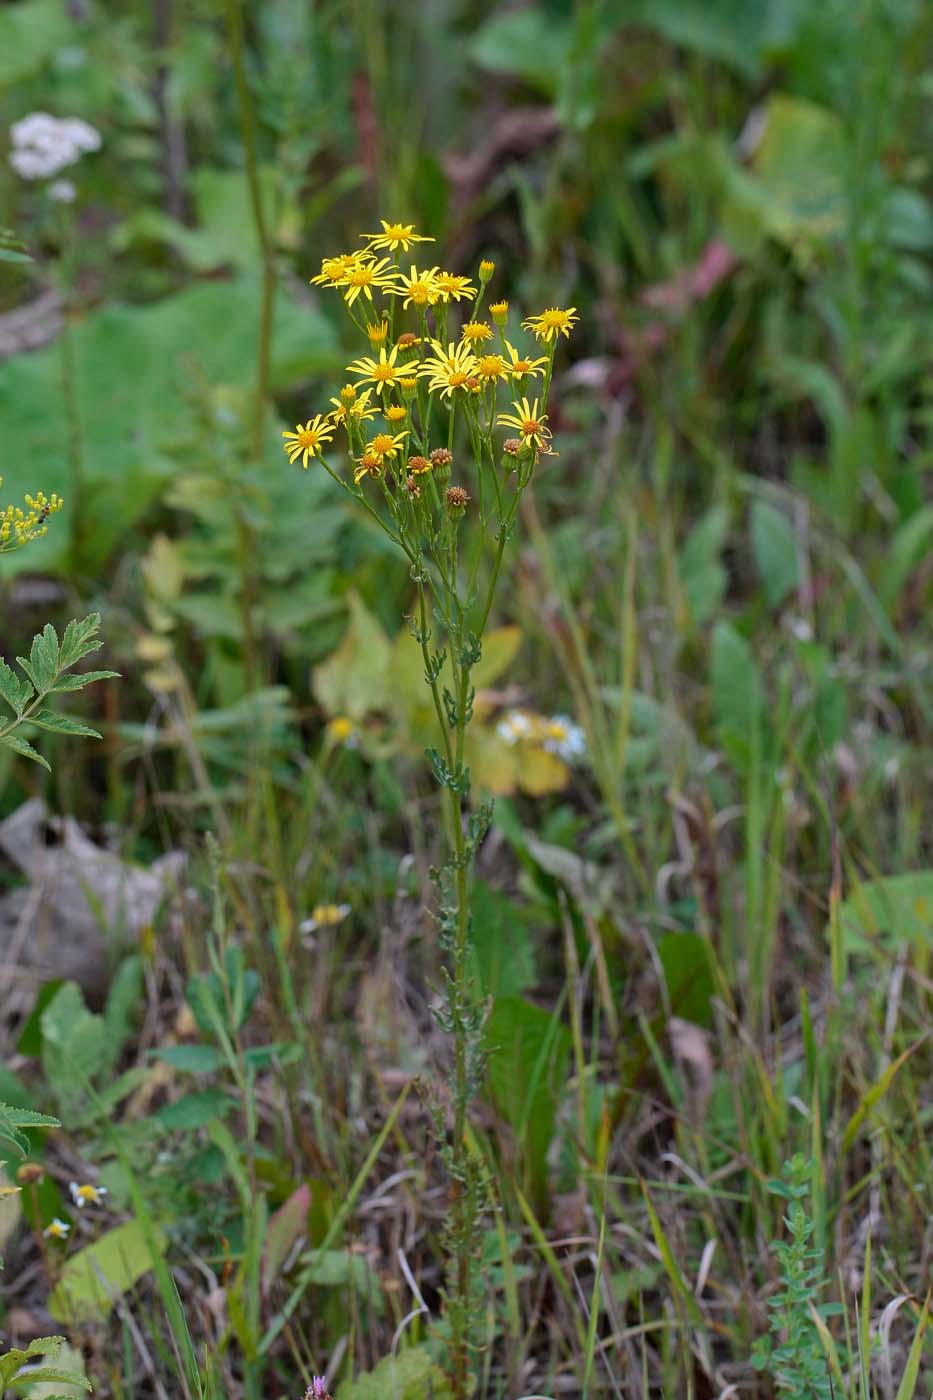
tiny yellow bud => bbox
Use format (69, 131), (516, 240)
(366, 321), (389, 345)
(399, 377), (419, 397)
(340, 384), (357, 403)
(479, 259), (495, 283)
(490, 300), (509, 326)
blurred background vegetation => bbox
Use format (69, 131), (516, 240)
(0, 0), (931, 1396)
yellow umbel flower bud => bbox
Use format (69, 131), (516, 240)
(479, 259), (495, 284)
(399, 377), (419, 397)
(489, 300), (509, 326)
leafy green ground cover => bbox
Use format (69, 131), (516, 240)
(0, 1), (931, 1396)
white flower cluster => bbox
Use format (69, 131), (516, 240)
(496, 708), (586, 763)
(9, 111), (101, 183)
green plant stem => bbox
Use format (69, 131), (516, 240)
(223, 0), (274, 693)
(59, 312), (84, 576)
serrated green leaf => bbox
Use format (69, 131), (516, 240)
(0, 1104), (61, 1130)
(47, 669), (119, 694)
(58, 615), (103, 670)
(0, 733), (50, 771)
(8, 1367), (92, 1393)
(30, 710), (102, 739)
(23, 623), (61, 694)
(0, 656), (33, 715)
(0, 1338), (68, 1389)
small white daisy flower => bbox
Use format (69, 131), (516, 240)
(69, 1181), (108, 1208)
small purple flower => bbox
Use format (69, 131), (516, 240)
(305, 1379), (328, 1400)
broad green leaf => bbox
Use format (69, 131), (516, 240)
(335, 1346), (452, 1400)
(619, 0), (802, 78)
(190, 166), (278, 272)
(40, 983), (108, 1115)
(710, 621), (766, 773)
(730, 95), (846, 248)
(486, 996), (571, 1213)
(0, 0), (74, 87)
(48, 1218), (166, 1324)
(0, 280), (338, 576)
(678, 505), (729, 626)
(151, 1043), (223, 1073)
(154, 1090), (232, 1129)
(469, 9), (573, 95)
(658, 932), (715, 1029)
(750, 499), (799, 609)
(832, 871), (933, 956)
(468, 883), (536, 998)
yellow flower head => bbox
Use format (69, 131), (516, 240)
(0, 488), (63, 552)
(521, 306), (578, 342)
(399, 377), (419, 394)
(361, 220), (434, 253)
(505, 340), (549, 380)
(366, 430), (409, 463)
(346, 343), (420, 396)
(366, 321), (389, 345)
(489, 300), (509, 325)
(282, 414), (336, 467)
(497, 396), (552, 451)
(339, 255), (397, 306)
(328, 386), (376, 426)
(308, 901), (351, 928)
(391, 264), (441, 309)
(407, 454), (433, 476)
(418, 341), (479, 400)
(310, 252), (370, 287)
(474, 353), (509, 383)
(44, 1218), (71, 1239)
(326, 716), (358, 747)
(479, 259), (495, 282)
(460, 320), (493, 345)
(385, 404), (407, 422)
(433, 271), (477, 303)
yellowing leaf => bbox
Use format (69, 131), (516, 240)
(515, 745), (571, 796)
(48, 1218), (165, 1324)
(312, 593), (392, 722)
(466, 726), (518, 796)
(472, 626), (522, 689)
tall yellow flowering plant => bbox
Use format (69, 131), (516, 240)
(286, 220), (577, 1392)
